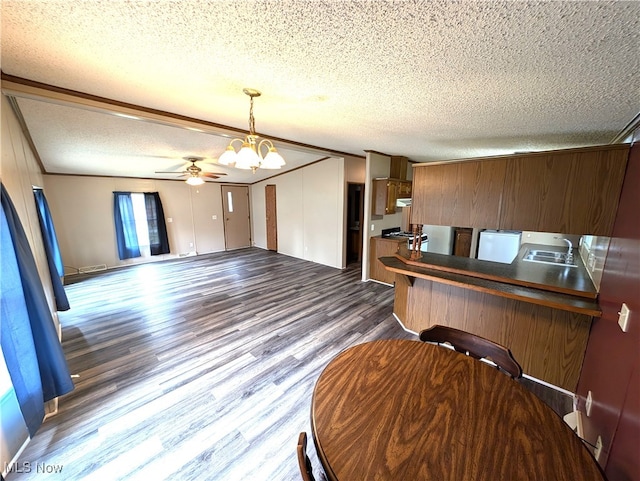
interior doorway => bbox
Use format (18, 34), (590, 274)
(452, 227), (473, 257)
(221, 185), (251, 250)
(265, 184), (277, 251)
(346, 183), (365, 263)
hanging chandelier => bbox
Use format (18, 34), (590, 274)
(217, 88), (285, 173)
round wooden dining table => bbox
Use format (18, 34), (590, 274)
(311, 339), (604, 481)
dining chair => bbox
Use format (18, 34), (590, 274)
(297, 432), (316, 481)
(419, 325), (523, 378)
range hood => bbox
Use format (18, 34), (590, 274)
(396, 198), (412, 207)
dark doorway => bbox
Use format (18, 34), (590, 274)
(347, 183), (365, 263)
(452, 227), (473, 257)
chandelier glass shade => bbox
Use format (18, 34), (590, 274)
(218, 89), (285, 173)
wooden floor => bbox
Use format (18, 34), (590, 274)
(10, 248), (572, 480)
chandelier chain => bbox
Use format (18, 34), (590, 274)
(248, 95), (256, 136)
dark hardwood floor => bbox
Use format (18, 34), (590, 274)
(10, 248), (572, 480)
(11, 249), (414, 480)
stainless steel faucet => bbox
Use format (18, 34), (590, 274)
(558, 237), (573, 264)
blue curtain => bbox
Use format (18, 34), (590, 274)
(33, 188), (70, 311)
(113, 192), (141, 260)
(144, 192), (170, 256)
(1, 184), (74, 437)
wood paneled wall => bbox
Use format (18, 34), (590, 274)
(1, 94), (60, 468)
(411, 144), (629, 236)
(395, 276), (591, 391)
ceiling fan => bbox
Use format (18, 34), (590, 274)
(155, 156), (227, 185)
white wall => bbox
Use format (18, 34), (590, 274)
(345, 155), (366, 183)
(42, 175), (228, 272)
(251, 156), (347, 269)
(366, 152), (405, 236)
(362, 152), (406, 280)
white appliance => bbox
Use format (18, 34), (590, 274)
(477, 230), (522, 264)
(423, 225), (454, 255)
(408, 235), (429, 252)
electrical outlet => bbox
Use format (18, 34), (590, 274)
(618, 303), (630, 332)
(594, 436), (603, 461)
(562, 410), (584, 438)
(371, 224), (375, 231)
(586, 391), (593, 417)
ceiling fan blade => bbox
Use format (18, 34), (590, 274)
(201, 173), (221, 179)
(202, 172), (227, 177)
(154, 170), (188, 175)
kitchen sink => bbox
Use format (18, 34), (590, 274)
(529, 249), (567, 259)
(522, 249), (577, 267)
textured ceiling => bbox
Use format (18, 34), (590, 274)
(1, 0), (639, 183)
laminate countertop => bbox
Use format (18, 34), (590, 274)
(381, 243), (601, 316)
(372, 235), (410, 243)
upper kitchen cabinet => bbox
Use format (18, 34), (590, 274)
(500, 145), (629, 235)
(372, 178), (412, 215)
(390, 155), (409, 179)
(410, 144), (629, 236)
(411, 158), (506, 228)
(372, 178), (398, 215)
(371, 155), (412, 216)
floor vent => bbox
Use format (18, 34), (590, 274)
(78, 264), (107, 273)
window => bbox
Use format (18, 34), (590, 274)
(227, 191), (234, 213)
(113, 192), (170, 260)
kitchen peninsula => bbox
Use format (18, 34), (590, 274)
(381, 244), (598, 391)
(377, 144), (630, 392)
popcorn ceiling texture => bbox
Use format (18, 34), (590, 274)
(1, 1), (639, 178)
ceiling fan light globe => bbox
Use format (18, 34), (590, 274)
(185, 176), (205, 186)
(218, 146), (237, 166)
(235, 144), (261, 170)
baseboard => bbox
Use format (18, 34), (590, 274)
(392, 313), (418, 336)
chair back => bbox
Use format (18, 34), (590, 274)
(297, 432), (316, 481)
(419, 325), (523, 378)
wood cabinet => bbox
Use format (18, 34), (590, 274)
(411, 144), (629, 236)
(372, 179), (412, 215)
(411, 158), (506, 228)
(390, 156), (408, 180)
(369, 236), (406, 284)
(397, 180), (412, 197)
(500, 147), (629, 235)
